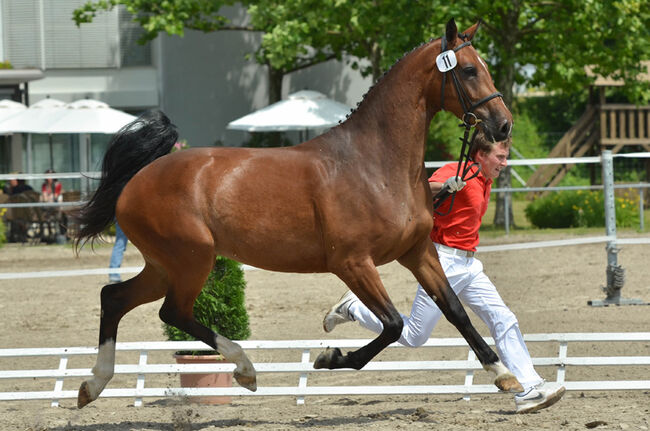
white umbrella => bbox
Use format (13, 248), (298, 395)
(0, 99), (27, 123)
(227, 90), (351, 132)
(0, 98), (68, 170)
(0, 98), (67, 134)
(44, 99), (136, 134)
(0, 98), (137, 181)
(0, 98), (136, 134)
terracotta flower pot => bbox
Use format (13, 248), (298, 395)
(174, 354), (233, 404)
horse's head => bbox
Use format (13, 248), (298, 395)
(432, 19), (512, 142)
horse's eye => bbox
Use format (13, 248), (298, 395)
(462, 66), (477, 77)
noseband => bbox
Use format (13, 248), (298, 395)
(432, 34), (504, 215)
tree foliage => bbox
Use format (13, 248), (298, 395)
(467, 0), (650, 105)
(74, 0), (649, 104)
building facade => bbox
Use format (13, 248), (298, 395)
(0, 0), (371, 183)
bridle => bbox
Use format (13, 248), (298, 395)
(432, 33), (504, 215)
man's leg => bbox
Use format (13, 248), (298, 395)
(108, 223), (128, 283)
(325, 253), (473, 347)
(345, 284), (441, 347)
(458, 257), (565, 413)
(456, 257), (541, 388)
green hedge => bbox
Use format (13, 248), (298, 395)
(525, 190), (639, 228)
(0, 212), (6, 246)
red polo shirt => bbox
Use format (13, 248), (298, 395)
(429, 163), (492, 252)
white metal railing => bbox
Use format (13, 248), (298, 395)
(4, 234), (650, 281)
(1, 333), (648, 407)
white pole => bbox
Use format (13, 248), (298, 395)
(639, 188), (645, 232)
(588, 150), (645, 306)
(602, 150), (618, 270)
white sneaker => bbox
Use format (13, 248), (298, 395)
(323, 291), (356, 333)
(515, 381), (566, 414)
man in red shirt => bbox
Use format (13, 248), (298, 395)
(323, 134), (565, 414)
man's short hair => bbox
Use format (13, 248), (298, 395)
(470, 132), (511, 160)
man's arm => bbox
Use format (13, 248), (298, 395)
(429, 176), (466, 196)
(429, 180), (445, 195)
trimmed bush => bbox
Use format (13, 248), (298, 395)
(525, 190), (639, 228)
(163, 256), (250, 353)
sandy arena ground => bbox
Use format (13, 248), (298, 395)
(0, 232), (649, 431)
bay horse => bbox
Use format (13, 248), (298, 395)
(74, 18), (520, 408)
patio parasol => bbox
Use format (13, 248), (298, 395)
(227, 90), (351, 133)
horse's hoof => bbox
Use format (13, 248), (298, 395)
(495, 372), (524, 393)
(77, 381), (93, 409)
(313, 347), (342, 369)
(234, 372), (257, 392)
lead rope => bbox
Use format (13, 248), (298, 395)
(432, 124), (481, 216)
(432, 33), (500, 216)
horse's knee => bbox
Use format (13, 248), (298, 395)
(381, 311), (404, 343)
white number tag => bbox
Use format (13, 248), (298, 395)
(436, 50), (457, 72)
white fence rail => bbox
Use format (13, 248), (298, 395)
(1, 333), (648, 407)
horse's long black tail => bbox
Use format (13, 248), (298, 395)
(73, 110), (178, 251)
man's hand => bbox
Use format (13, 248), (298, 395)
(443, 176), (466, 193)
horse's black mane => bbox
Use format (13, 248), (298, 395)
(338, 37), (439, 124)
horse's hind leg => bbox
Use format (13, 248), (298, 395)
(314, 257), (403, 370)
(158, 256), (257, 392)
(78, 264), (168, 408)
(398, 240), (523, 392)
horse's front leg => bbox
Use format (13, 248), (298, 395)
(399, 240), (523, 393)
(314, 257), (402, 370)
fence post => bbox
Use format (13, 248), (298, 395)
(51, 355), (69, 408)
(639, 188), (645, 232)
(504, 192), (510, 236)
(134, 350), (148, 407)
(463, 349), (476, 401)
(588, 150), (645, 307)
(296, 349), (310, 405)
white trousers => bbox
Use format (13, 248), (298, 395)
(348, 245), (543, 390)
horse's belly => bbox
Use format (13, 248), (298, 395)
(209, 202), (328, 273)
(214, 227), (328, 273)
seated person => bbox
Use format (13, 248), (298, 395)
(40, 169), (63, 202)
(4, 177), (34, 195)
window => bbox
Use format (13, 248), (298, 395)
(1, 0), (151, 69)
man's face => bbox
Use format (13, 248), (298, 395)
(476, 143), (509, 180)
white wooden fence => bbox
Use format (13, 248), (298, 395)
(1, 333), (648, 407)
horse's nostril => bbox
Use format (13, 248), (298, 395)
(496, 119), (511, 140)
(500, 120), (510, 135)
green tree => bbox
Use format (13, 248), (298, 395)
(453, 0), (650, 227)
(251, 0), (441, 82)
(73, 0), (649, 112)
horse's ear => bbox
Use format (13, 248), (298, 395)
(445, 18), (458, 43)
(461, 20), (482, 42)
